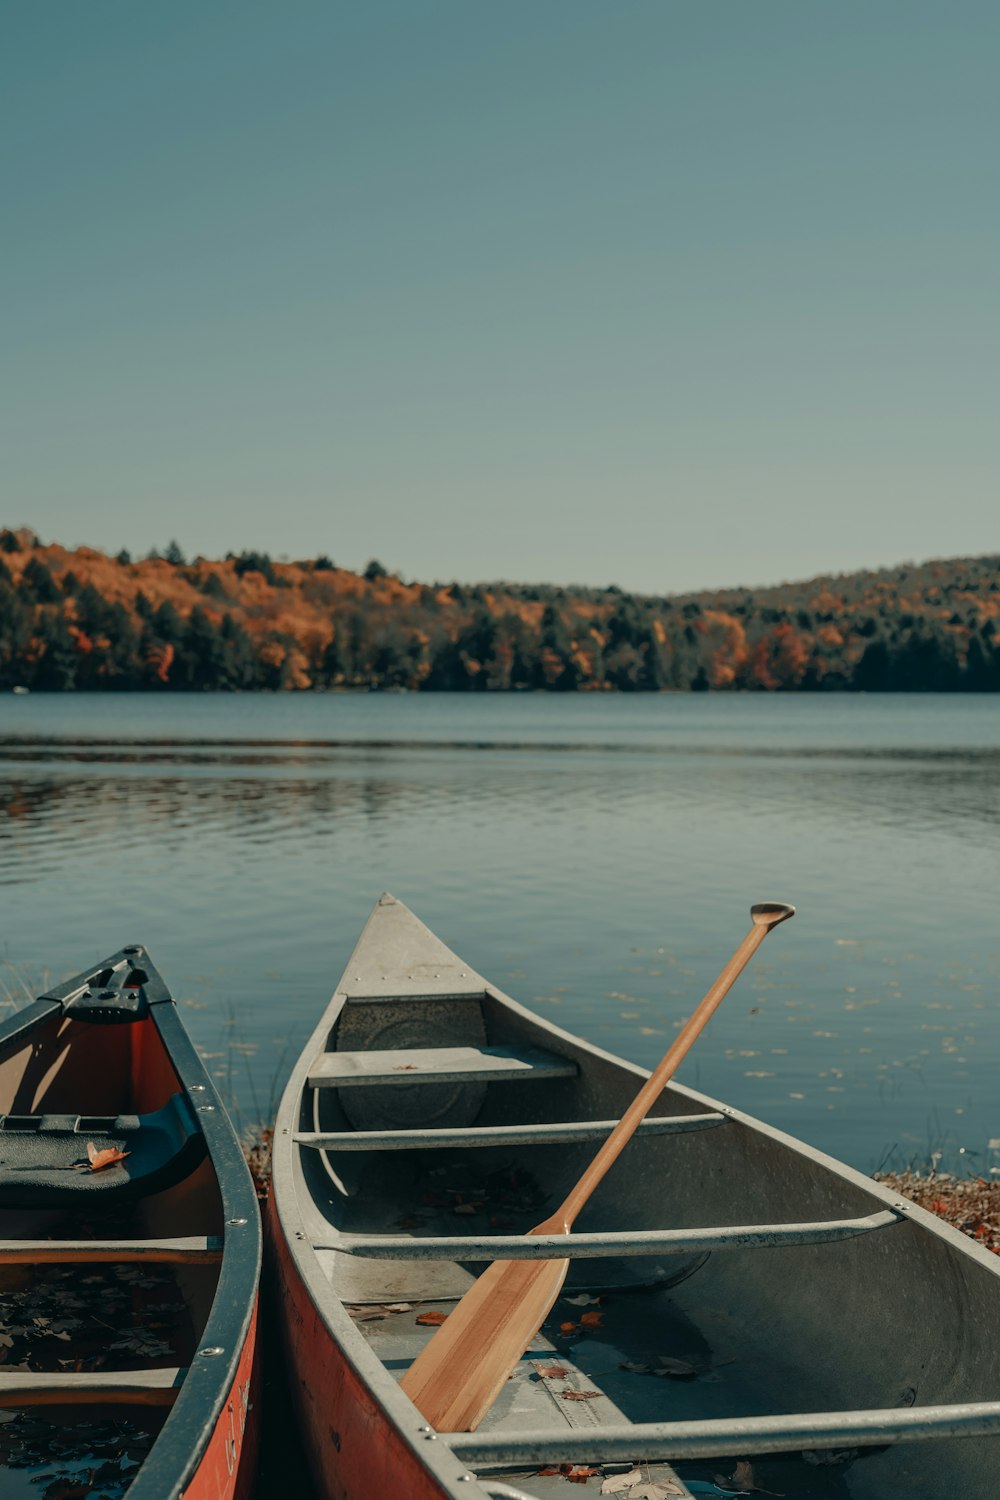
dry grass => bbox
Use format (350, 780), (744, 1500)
(875, 1171), (1000, 1254)
(243, 1125), (273, 1202)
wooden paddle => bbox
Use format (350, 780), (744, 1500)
(400, 901), (795, 1432)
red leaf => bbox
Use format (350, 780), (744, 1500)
(415, 1310), (449, 1326)
(536, 1365), (569, 1378)
(86, 1141), (130, 1172)
(580, 1310), (603, 1328)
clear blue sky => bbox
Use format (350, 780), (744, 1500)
(3, 2), (997, 593)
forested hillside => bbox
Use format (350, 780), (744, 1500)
(1, 529), (998, 692)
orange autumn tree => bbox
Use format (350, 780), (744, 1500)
(0, 529), (997, 693)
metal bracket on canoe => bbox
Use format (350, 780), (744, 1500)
(325, 1208), (901, 1259)
(40, 944), (173, 1025)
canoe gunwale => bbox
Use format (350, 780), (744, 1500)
(126, 996), (262, 1500)
(0, 952), (262, 1500)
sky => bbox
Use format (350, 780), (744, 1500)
(2, 2), (998, 594)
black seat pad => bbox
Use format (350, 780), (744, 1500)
(0, 1093), (206, 1208)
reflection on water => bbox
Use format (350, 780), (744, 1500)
(2, 694), (999, 1175)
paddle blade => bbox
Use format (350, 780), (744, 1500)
(400, 1254), (570, 1431)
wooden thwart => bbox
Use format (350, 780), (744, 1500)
(0, 1367), (186, 1407)
(0, 1236), (223, 1265)
(308, 1043), (577, 1090)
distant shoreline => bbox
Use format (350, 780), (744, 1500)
(2, 529), (998, 694)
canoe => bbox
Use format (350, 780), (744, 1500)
(0, 945), (261, 1500)
(269, 894), (1000, 1500)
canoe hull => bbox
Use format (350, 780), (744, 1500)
(183, 1294), (260, 1500)
(266, 1198), (447, 1500)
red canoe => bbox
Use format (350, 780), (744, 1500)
(0, 946), (261, 1500)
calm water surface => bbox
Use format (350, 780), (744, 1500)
(2, 693), (999, 1175)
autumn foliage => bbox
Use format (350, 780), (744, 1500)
(1, 528), (999, 692)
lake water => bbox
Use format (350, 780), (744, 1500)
(2, 692), (999, 1176)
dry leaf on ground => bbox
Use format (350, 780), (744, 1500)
(535, 1365), (569, 1378)
(580, 1310), (604, 1328)
(560, 1321), (578, 1334)
(564, 1293), (601, 1306)
(415, 1310), (449, 1326)
(561, 1389), (601, 1401)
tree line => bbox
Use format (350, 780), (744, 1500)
(1, 529), (998, 692)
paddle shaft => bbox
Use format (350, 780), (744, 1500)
(553, 915), (771, 1229)
(400, 902), (794, 1432)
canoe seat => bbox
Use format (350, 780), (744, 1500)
(0, 1093), (206, 1208)
(308, 1043), (578, 1090)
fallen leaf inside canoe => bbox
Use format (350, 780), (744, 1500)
(535, 1365), (569, 1378)
(602, 1474), (686, 1499)
(619, 1357), (697, 1379)
(601, 1470), (643, 1494)
(563, 1293), (601, 1307)
(415, 1310), (449, 1326)
(728, 1460), (784, 1495)
(559, 1321), (578, 1334)
(86, 1142), (130, 1172)
(538, 1466), (600, 1484)
(580, 1310), (604, 1328)
(382, 1302), (414, 1313)
(393, 1064), (419, 1071)
(561, 1389), (601, 1401)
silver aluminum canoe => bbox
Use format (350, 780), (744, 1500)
(270, 894), (1000, 1500)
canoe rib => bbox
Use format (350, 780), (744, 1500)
(295, 1112), (727, 1150)
(307, 1044), (577, 1089)
(0, 1367), (186, 1408)
(0, 1236), (223, 1265)
(327, 1208), (899, 1259)
(448, 1399), (1000, 1464)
